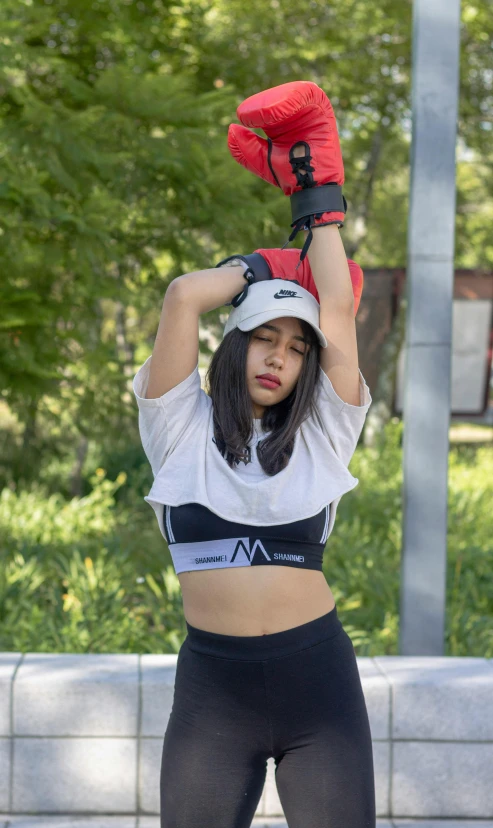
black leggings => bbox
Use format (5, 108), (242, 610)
(160, 604), (376, 828)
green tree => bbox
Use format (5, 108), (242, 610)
(1, 0), (492, 488)
(0, 0), (279, 487)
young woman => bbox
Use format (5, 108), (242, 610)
(132, 82), (376, 828)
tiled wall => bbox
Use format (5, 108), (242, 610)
(1, 653), (492, 819)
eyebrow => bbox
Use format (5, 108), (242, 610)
(257, 323), (308, 344)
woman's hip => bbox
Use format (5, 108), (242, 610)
(170, 605), (368, 745)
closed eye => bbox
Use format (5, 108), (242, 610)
(255, 336), (305, 356)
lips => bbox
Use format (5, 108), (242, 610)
(256, 374), (281, 388)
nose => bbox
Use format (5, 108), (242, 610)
(266, 352), (283, 368)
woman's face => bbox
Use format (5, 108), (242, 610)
(246, 316), (309, 418)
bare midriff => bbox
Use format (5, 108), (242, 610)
(178, 566), (336, 636)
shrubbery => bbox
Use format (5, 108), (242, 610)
(1, 421), (491, 656)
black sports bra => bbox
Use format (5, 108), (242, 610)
(162, 502), (330, 574)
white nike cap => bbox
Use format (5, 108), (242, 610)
(223, 278), (328, 349)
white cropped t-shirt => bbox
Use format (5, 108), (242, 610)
(132, 355), (372, 553)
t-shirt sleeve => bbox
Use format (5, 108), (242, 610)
(310, 364), (372, 467)
(132, 355), (204, 477)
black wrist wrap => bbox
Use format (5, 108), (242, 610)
(285, 185), (348, 265)
(290, 184), (347, 226)
(215, 253), (272, 307)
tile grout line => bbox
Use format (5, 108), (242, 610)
(388, 667), (395, 820)
(9, 653), (25, 821)
(4, 733), (491, 743)
(136, 653), (143, 826)
(371, 657), (394, 819)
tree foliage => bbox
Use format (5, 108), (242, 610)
(0, 0), (491, 489)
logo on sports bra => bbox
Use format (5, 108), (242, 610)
(273, 289), (303, 299)
(230, 538), (271, 563)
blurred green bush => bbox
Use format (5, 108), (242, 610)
(0, 421), (491, 657)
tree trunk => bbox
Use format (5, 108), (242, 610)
(363, 293), (407, 447)
(69, 436), (89, 498)
(115, 298), (135, 379)
(21, 398), (38, 458)
(345, 126), (384, 260)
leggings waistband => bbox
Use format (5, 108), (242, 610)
(185, 604), (343, 661)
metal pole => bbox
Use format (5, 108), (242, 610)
(400, 0), (461, 654)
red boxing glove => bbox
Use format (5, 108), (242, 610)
(216, 248), (363, 316)
(255, 248), (363, 317)
(228, 82), (347, 261)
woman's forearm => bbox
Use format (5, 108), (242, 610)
(306, 225), (354, 311)
(171, 226), (354, 316)
(172, 265), (247, 315)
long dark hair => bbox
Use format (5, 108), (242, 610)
(205, 320), (321, 476)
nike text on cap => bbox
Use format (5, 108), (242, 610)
(223, 279), (328, 349)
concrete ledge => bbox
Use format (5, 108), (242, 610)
(0, 819), (492, 828)
(1, 653), (492, 820)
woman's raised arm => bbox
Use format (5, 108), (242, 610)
(144, 266), (247, 399)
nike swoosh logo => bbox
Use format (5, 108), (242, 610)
(273, 291), (303, 299)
